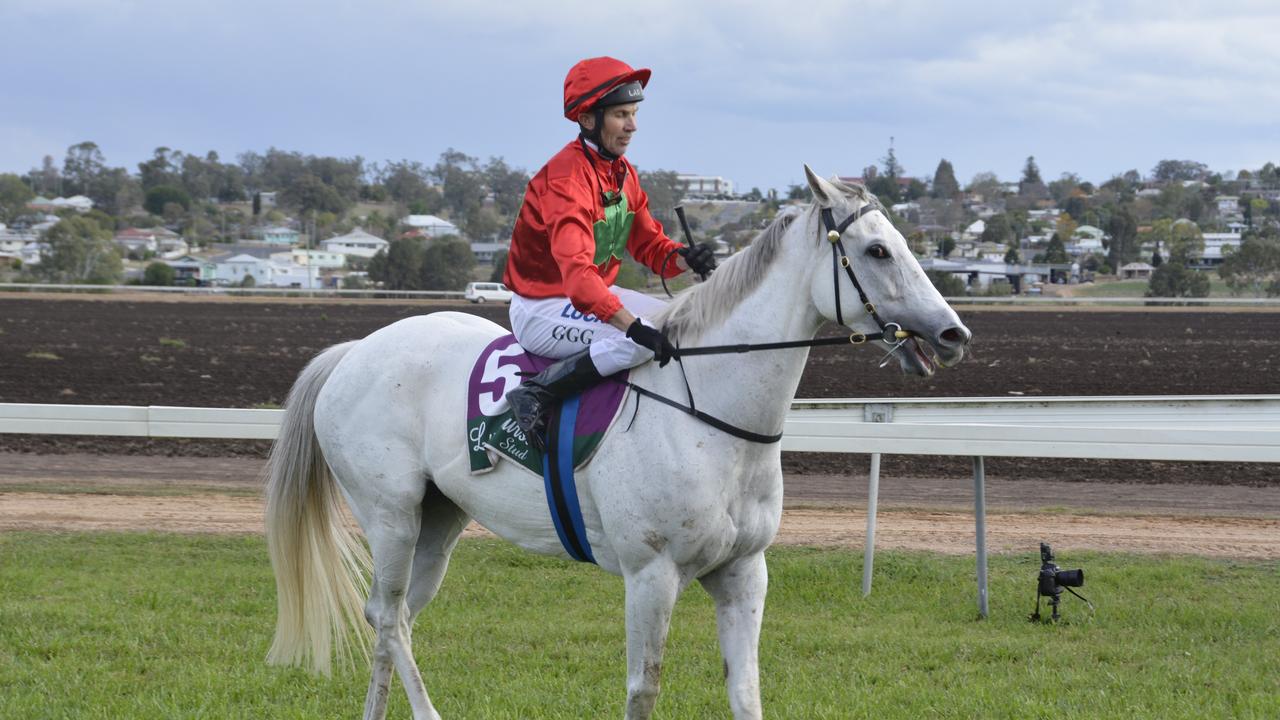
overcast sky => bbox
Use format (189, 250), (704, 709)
(3, 1), (1278, 193)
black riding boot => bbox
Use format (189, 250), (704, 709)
(507, 349), (604, 450)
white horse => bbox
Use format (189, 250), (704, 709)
(264, 167), (971, 720)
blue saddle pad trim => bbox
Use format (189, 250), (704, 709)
(542, 394), (596, 564)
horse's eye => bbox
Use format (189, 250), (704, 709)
(867, 244), (890, 259)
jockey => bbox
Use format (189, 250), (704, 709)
(503, 56), (718, 447)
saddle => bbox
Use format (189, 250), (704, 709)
(466, 334), (629, 477)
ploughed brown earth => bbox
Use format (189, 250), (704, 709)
(2, 294), (1277, 485)
(1, 294), (1277, 556)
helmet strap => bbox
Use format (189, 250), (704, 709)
(579, 107), (619, 161)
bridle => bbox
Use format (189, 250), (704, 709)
(626, 200), (915, 443)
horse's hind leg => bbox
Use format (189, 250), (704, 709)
(698, 552), (767, 720)
(407, 484), (470, 621)
(339, 462), (442, 720)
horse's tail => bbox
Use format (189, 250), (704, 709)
(264, 340), (371, 675)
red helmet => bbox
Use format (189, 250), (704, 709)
(563, 57), (651, 121)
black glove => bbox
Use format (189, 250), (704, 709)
(678, 242), (717, 278)
(626, 318), (676, 367)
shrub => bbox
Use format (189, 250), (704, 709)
(142, 262), (175, 286)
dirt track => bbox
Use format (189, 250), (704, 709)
(2, 454), (1276, 558)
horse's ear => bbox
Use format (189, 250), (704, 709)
(804, 164), (836, 205)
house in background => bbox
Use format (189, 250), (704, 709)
(322, 227), (388, 258)
(402, 214), (460, 238)
(1120, 262), (1154, 279)
(27, 195), (94, 213)
(276, 248), (346, 270)
(469, 242), (507, 264)
(258, 226), (301, 245)
(212, 252), (320, 287)
(114, 227), (188, 258)
(163, 255), (217, 284)
(676, 173), (736, 198)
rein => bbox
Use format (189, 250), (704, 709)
(628, 201), (910, 443)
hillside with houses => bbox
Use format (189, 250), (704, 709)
(1, 144), (1278, 298)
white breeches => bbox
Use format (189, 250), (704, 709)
(509, 287), (667, 376)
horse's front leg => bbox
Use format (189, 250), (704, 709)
(622, 560), (682, 720)
(698, 552), (768, 720)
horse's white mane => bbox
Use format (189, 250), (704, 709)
(654, 179), (876, 342)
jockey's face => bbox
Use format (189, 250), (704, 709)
(582, 103), (639, 156)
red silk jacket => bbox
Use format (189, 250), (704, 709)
(503, 140), (683, 322)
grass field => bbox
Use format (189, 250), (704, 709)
(1, 533), (1277, 719)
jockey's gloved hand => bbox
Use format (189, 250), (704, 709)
(626, 318), (676, 367)
(678, 242), (717, 278)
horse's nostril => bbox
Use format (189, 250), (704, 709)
(939, 326), (971, 346)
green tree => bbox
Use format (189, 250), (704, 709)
(1217, 229), (1280, 296)
(937, 237), (956, 258)
(1003, 246), (1022, 264)
(0, 173), (34, 221)
(368, 238), (425, 290)
(965, 171), (1002, 201)
(489, 249), (509, 283)
(434, 149), (485, 223)
(931, 159), (960, 199)
(1146, 263), (1209, 297)
(1055, 213), (1078, 245)
(1106, 206), (1139, 269)
(145, 185), (192, 216)
(1019, 156), (1047, 199)
(637, 169), (686, 227)
(483, 157), (530, 218)
(980, 213), (1013, 245)
(926, 270), (966, 296)
(381, 160), (440, 210)
(1048, 173), (1081, 206)
(142, 261), (176, 286)
(38, 216), (123, 284)
(1151, 159), (1208, 183)
(1150, 219), (1204, 263)
(62, 141), (106, 197)
(283, 174), (348, 215)
(138, 147), (182, 191)
(421, 238), (476, 291)
(1043, 234), (1069, 263)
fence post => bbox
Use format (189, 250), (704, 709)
(860, 404), (893, 596)
(862, 452), (881, 596)
(973, 455), (989, 618)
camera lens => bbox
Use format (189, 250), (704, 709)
(1055, 568), (1084, 587)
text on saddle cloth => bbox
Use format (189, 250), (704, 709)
(466, 334), (629, 477)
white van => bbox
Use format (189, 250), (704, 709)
(464, 282), (514, 304)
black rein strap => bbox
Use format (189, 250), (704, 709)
(626, 200), (900, 444)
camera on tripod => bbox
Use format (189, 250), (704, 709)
(1031, 542), (1086, 622)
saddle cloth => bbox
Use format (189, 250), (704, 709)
(466, 334), (629, 477)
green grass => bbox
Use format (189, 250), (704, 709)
(1, 534), (1276, 719)
(158, 337), (187, 349)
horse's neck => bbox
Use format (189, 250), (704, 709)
(677, 240), (824, 433)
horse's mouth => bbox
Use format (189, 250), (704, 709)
(898, 336), (966, 377)
(902, 337), (937, 377)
